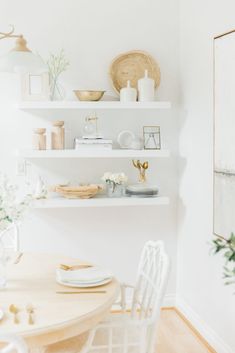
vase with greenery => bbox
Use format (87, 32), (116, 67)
(47, 49), (69, 101)
(0, 174), (31, 288)
(102, 172), (128, 198)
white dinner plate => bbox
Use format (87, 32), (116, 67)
(56, 277), (112, 288)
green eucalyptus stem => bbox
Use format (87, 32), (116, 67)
(211, 233), (235, 286)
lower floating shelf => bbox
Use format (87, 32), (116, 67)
(33, 196), (170, 209)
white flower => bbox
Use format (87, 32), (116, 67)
(101, 172), (112, 182)
(118, 173), (128, 183)
(102, 172), (128, 185)
(0, 174), (32, 232)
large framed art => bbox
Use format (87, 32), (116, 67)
(214, 29), (235, 237)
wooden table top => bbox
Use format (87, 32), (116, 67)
(0, 253), (119, 347)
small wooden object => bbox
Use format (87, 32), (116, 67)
(51, 121), (65, 150)
(33, 128), (46, 150)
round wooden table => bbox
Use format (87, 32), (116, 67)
(0, 253), (119, 348)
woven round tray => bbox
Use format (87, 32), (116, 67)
(55, 184), (102, 199)
(109, 50), (161, 94)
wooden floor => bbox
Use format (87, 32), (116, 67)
(45, 308), (215, 353)
(156, 309), (214, 353)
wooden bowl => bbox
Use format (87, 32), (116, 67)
(73, 90), (105, 101)
(55, 184), (102, 199)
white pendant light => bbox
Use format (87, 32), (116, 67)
(0, 26), (47, 73)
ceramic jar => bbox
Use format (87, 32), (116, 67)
(120, 80), (137, 102)
(137, 70), (155, 101)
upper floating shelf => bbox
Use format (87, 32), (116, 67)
(17, 149), (170, 159)
(18, 101), (172, 110)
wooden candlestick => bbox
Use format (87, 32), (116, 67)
(33, 128), (46, 150)
(51, 121), (65, 150)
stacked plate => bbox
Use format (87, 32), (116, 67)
(56, 266), (113, 288)
(126, 184), (159, 197)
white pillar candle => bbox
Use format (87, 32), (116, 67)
(120, 80), (137, 102)
(138, 69), (155, 101)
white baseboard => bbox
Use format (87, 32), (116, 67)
(176, 297), (234, 353)
(162, 292), (176, 307)
(118, 292), (233, 353)
(125, 292), (176, 309)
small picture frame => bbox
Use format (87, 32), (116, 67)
(21, 72), (50, 101)
(143, 126), (161, 150)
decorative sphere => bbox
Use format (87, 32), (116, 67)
(83, 122), (95, 135)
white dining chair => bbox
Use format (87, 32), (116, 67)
(0, 335), (28, 353)
(78, 240), (170, 353)
(45, 240), (170, 353)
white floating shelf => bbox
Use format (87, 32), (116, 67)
(33, 196), (170, 209)
(18, 101), (171, 110)
(17, 149), (170, 159)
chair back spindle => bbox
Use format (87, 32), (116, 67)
(131, 241), (170, 321)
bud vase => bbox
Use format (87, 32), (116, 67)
(106, 182), (124, 198)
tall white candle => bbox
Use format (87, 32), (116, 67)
(138, 70), (155, 101)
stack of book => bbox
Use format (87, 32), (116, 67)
(74, 138), (113, 150)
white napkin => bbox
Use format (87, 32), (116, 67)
(56, 266), (113, 284)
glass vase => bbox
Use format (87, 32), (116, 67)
(0, 240), (7, 289)
(0, 228), (19, 290)
(0, 259), (7, 289)
(50, 79), (66, 101)
(106, 182), (124, 198)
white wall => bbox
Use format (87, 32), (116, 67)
(1, 0), (235, 351)
(0, 0), (179, 299)
(178, 1), (235, 352)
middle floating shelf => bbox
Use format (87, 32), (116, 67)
(17, 149), (170, 159)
